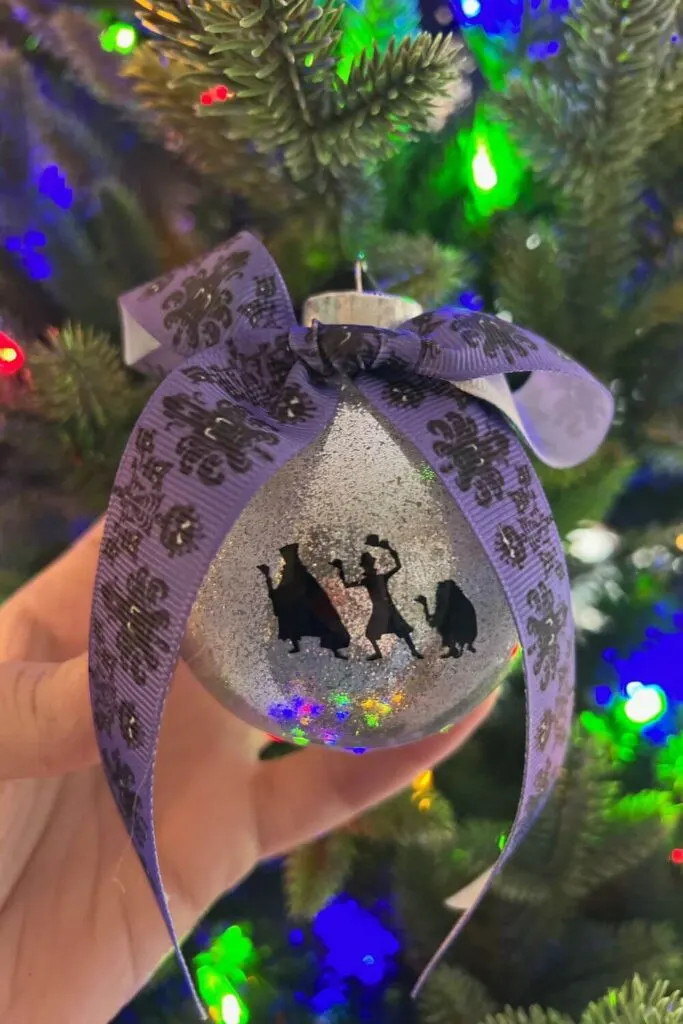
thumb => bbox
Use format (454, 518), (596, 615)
(0, 654), (98, 779)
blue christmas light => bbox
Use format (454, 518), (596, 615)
(527, 38), (561, 60)
(594, 685), (612, 707)
(38, 165), (73, 210)
(312, 896), (399, 985)
(309, 982), (348, 1014)
(458, 291), (485, 311)
(5, 230), (51, 280)
(458, 0), (568, 39)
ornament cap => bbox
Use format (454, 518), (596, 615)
(302, 290), (423, 329)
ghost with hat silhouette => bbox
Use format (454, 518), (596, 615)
(258, 544), (350, 659)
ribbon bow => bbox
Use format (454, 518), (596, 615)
(91, 233), (613, 1019)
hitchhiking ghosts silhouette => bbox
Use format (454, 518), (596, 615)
(258, 544), (350, 659)
(331, 534), (423, 661)
(415, 579), (478, 658)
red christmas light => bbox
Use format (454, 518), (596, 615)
(0, 332), (25, 377)
(199, 84), (235, 106)
(671, 848), (683, 865)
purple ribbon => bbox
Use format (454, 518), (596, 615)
(89, 233), (613, 1018)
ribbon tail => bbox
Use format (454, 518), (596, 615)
(403, 310), (614, 469)
(120, 231), (297, 377)
(89, 350), (337, 1018)
(355, 375), (574, 998)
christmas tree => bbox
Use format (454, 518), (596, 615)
(1, 0), (683, 1019)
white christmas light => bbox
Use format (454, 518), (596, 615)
(567, 525), (619, 564)
(632, 547), (653, 569)
(624, 684), (666, 725)
(461, 0), (481, 15)
(472, 143), (497, 191)
(221, 994), (242, 1024)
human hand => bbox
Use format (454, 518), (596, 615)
(0, 520), (497, 1024)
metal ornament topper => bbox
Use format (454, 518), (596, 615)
(92, 233), (613, 1019)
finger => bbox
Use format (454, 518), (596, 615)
(0, 519), (105, 659)
(253, 693), (497, 858)
(0, 653), (98, 779)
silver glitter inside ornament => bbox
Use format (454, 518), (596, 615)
(184, 385), (518, 750)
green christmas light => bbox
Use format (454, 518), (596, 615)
(460, 104), (526, 222)
(472, 141), (497, 191)
(221, 990), (247, 1024)
(100, 22), (138, 55)
(194, 924), (257, 1023)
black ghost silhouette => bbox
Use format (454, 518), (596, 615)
(416, 579), (478, 658)
(259, 543), (350, 658)
(332, 536), (422, 661)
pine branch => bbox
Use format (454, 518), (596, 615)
(558, 0), (678, 338)
(134, 0), (463, 193)
(495, 0), (680, 355)
(0, 48), (124, 330)
(483, 1007), (572, 1024)
(543, 921), (683, 1018)
(392, 841), (461, 959)
(96, 179), (163, 294)
(336, 0), (421, 81)
(22, 4), (138, 112)
(124, 46), (297, 209)
(284, 832), (356, 920)
(363, 232), (468, 307)
(329, 35), (464, 182)
(656, 732), (683, 796)
(493, 219), (567, 348)
(350, 786), (456, 843)
(191, 0), (345, 186)
(536, 446), (636, 539)
(452, 818), (511, 882)
(0, 250), (57, 334)
(0, 46), (33, 199)
(132, 0), (205, 59)
(564, 0), (677, 154)
(419, 964), (497, 1024)
(495, 732), (675, 917)
(580, 975), (683, 1023)
(392, 816), (505, 961)
(28, 323), (150, 507)
(496, 78), (590, 193)
(644, 43), (683, 147)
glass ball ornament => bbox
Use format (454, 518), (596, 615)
(184, 385), (518, 750)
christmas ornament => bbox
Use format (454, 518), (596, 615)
(91, 233), (613, 1018)
(184, 264), (514, 747)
